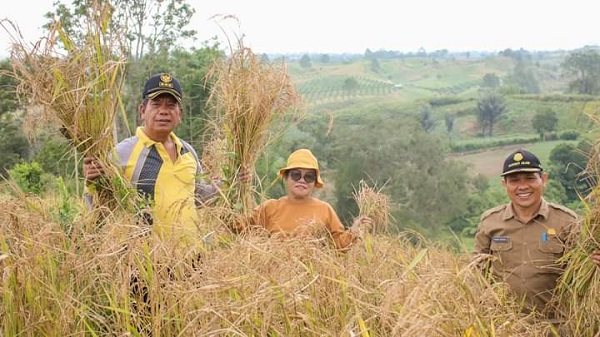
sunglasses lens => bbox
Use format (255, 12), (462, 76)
(288, 170), (316, 183)
(290, 170), (302, 181)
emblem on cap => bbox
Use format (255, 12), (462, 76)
(513, 152), (524, 162)
(159, 73), (174, 88)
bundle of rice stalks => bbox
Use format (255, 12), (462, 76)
(206, 25), (303, 217)
(200, 134), (228, 180)
(554, 141), (600, 336)
(352, 180), (392, 234)
(2, 2), (134, 216)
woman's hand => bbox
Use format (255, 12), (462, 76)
(350, 216), (373, 234)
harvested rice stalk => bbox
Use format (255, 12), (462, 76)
(352, 180), (392, 234)
(206, 31), (303, 216)
(3, 1), (134, 217)
(555, 141), (600, 336)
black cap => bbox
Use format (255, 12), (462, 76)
(501, 149), (543, 176)
(142, 73), (182, 103)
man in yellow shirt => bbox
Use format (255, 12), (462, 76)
(84, 73), (220, 241)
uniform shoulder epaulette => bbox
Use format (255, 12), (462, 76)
(480, 204), (506, 221)
(548, 202), (578, 219)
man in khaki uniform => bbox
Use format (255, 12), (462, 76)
(473, 149), (579, 316)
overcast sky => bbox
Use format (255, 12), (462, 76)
(1, 0), (599, 58)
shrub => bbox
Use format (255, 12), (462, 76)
(429, 96), (466, 107)
(559, 130), (580, 140)
(450, 136), (539, 153)
(8, 161), (55, 195)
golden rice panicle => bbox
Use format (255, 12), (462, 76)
(353, 180), (392, 234)
(553, 137), (600, 336)
(4, 1), (134, 215)
(200, 135), (228, 180)
(206, 25), (304, 215)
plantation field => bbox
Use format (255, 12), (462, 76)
(450, 140), (579, 178)
(288, 52), (570, 106)
(3, 46), (599, 335)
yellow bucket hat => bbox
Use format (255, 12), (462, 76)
(278, 149), (324, 188)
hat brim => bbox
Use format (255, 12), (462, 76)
(278, 166), (324, 188)
(146, 89), (182, 103)
(501, 168), (542, 177)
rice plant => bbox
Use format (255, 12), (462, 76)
(0, 193), (565, 336)
(554, 138), (600, 336)
(353, 179), (393, 235)
(205, 19), (303, 218)
(2, 1), (134, 219)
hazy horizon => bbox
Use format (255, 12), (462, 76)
(2, 0), (600, 58)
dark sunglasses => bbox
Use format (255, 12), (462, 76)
(288, 169), (316, 184)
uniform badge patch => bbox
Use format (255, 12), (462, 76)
(492, 236), (509, 243)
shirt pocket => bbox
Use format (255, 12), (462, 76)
(490, 240), (512, 252)
(536, 235), (565, 273)
(490, 240), (513, 271)
(538, 236), (564, 254)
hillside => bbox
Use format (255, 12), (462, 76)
(284, 51), (599, 178)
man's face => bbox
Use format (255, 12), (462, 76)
(502, 171), (547, 211)
(140, 94), (181, 139)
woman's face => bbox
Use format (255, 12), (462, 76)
(284, 168), (317, 199)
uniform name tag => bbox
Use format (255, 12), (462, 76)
(492, 236), (510, 243)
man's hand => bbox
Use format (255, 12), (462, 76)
(237, 165), (252, 184)
(591, 249), (600, 268)
(83, 156), (105, 182)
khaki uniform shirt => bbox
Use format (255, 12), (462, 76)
(473, 198), (578, 313)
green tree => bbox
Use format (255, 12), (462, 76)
(260, 53), (270, 64)
(319, 54), (330, 63)
(370, 58), (381, 73)
(448, 177), (505, 236)
(477, 90), (507, 136)
(45, 0), (199, 137)
(547, 141), (592, 203)
(0, 60), (20, 116)
(508, 61), (540, 93)
(332, 116), (471, 236)
(562, 48), (600, 95)
(0, 114), (29, 176)
(481, 73), (500, 89)
(46, 0), (196, 60)
(168, 46), (223, 149)
(343, 77), (359, 95)
(531, 108), (558, 140)
(299, 54), (312, 68)
(418, 105), (436, 133)
(444, 112), (455, 134)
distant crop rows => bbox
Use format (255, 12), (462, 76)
(296, 77), (398, 103)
